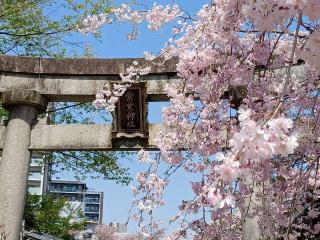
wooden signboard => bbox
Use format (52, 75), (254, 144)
(112, 83), (149, 148)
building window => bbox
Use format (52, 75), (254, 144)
(85, 204), (99, 213)
(50, 184), (84, 193)
(84, 195), (100, 203)
(85, 214), (99, 222)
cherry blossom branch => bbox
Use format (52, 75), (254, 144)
(169, 178), (220, 224)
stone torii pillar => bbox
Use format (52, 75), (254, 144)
(0, 90), (47, 240)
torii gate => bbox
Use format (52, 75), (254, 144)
(0, 55), (182, 239)
(0, 55), (246, 240)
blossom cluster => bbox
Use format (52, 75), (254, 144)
(93, 64), (150, 111)
(79, 3), (181, 39)
(113, 3), (180, 31)
(78, 14), (110, 35)
(145, 4), (181, 31)
(231, 109), (299, 162)
(206, 110), (299, 214)
(134, 171), (166, 212)
(95, 224), (145, 240)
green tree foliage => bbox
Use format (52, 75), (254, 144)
(0, 0), (111, 57)
(24, 193), (85, 240)
(0, 104), (8, 121)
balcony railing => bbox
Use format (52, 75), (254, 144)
(85, 209), (99, 213)
(49, 187), (84, 193)
(84, 198), (100, 203)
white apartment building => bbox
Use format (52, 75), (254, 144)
(27, 153), (49, 196)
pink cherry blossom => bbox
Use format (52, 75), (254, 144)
(83, 0), (320, 238)
(214, 156), (240, 183)
(145, 4), (181, 31)
(207, 188), (235, 209)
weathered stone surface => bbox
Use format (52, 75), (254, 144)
(2, 89), (48, 111)
(0, 55), (178, 75)
(0, 125), (5, 148)
(0, 73), (179, 102)
(242, 218), (260, 240)
(0, 123), (161, 151)
(0, 55), (41, 73)
(0, 56), (179, 102)
(30, 124), (113, 151)
(148, 124), (162, 146)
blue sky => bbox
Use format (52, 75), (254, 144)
(57, 0), (210, 233)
